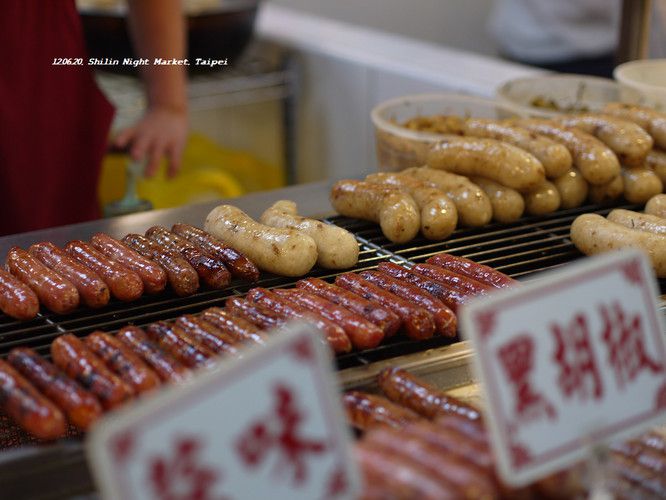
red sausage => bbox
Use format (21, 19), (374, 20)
(145, 226), (230, 289)
(335, 273), (435, 340)
(0, 267), (39, 320)
(171, 223), (260, 281)
(6, 247), (79, 314)
(65, 241), (144, 302)
(0, 359), (67, 440)
(343, 391), (422, 431)
(8, 347), (102, 431)
(116, 326), (190, 383)
(90, 233), (167, 294)
(175, 315), (241, 357)
(122, 234), (199, 297)
(201, 307), (267, 346)
(29, 242), (110, 309)
(225, 296), (286, 330)
(274, 288), (385, 349)
(427, 253), (518, 289)
(146, 322), (216, 369)
(296, 278), (401, 337)
(246, 287), (352, 353)
(85, 331), (161, 394)
(361, 270), (457, 338)
(412, 263), (491, 297)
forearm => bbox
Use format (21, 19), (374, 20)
(127, 0), (187, 112)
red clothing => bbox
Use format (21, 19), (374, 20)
(0, 0), (114, 236)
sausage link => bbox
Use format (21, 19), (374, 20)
(116, 326), (190, 383)
(273, 288), (385, 349)
(376, 262), (469, 313)
(360, 271), (456, 338)
(175, 315), (241, 357)
(171, 223), (260, 281)
(225, 296), (286, 330)
(246, 288), (352, 353)
(0, 359), (66, 440)
(334, 273), (436, 340)
(146, 322), (216, 369)
(426, 252), (517, 289)
(51, 334), (134, 410)
(6, 247), (79, 314)
(90, 233), (167, 294)
(122, 234), (199, 296)
(296, 278), (401, 337)
(343, 391), (422, 431)
(29, 242), (110, 309)
(378, 367), (481, 421)
(434, 414), (488, 445)
(201, 307), (267, 346)
(145, 226), (230, 289)
(412, 263), (491, 298)
(65, 241), (143, 302)
(0, 267), (39, 320)
(85, 331), (161, 394)
(8, 347), (102, 431)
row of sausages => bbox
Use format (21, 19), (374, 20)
(348, 367), (666, 500)
(0, 223), (260, 320)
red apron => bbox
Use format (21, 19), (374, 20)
(0, 0), (114, 236)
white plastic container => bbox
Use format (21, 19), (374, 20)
(614, 59), (666, 111)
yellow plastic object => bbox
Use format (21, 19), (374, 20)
(98, 133), (285, 211)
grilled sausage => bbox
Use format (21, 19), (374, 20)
(273, 288), (385, 349)
(553, 168), (589, 209)
(122, 234), (199, 297)
(425, 253), (518, 289)
(435, 414), (488, 444)
(378, 367), (481, 421)
(645, 148), (666, 185)
(343, 391), (421, 431)
(0, 267), (39, 320)
(646, 194), (666, 219)
(296, 278), (401, 337)
(607, 209), (666, 235)
(90, 233), (167, 294)
(6, 247), (79, 314)
(334, 273), (436, 340)
(622, 167), (663, 204)
(116, 326), (190, 383)
(359, 271), (457, 337)
(524, 180), (561, 215)
(146, 322), (216, 369)
(51, 334), (134, 410)
(175, 315), (241, 357)
(603, 102), (666, 150)
(470, 177), (525, 223)
(246, 288), (352, 353)
(225, 296), (286, 330)
(171, 223), (260, 281)
(8, 347), (102, 431)
(85, 331), (161, 394)
(0, 359), (66, 440)
(588, 174), (624, 204)
(201, 307), (268, 346)
(145, 226), (230, 289)
(412, 263), (491, 297)
(29, 242), (110, 309)
(65, 241), (143, 302)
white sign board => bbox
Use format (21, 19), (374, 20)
(87, 322), (360, 500)
(461, 249), (666, 486)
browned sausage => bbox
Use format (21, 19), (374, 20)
(116, 326), (190, 383)
(171, 223), (260, 281)
(0, 267), (39, 320)
(378, 367), (481, 422)
(412, 263), (492, 297)
(360, 271), (457, 338)
(343, 391), (421, 431)
(376, 262), (469, 313)
(334, 273), (436, 340)
(146, 322), (216, 369)
(65, 241), (143, 302)
(8, 347), (102, 431)
(246, 288), (352, 353)
(426, 253), (518, 289)
(175, 315), (241, 357)
(90, 233), (167, 294)
(85, 331), (161, 394)
(296, 278), (401, 337)
(7, 247), (80, 315)
(225, 296), (286, 330)
(201, 307), (267, 346)
(51, 334), (134, 410)
(0, 359), (67, 440)
(29, 242), (110, 309)
(434, 414), (488, 445)
(273, 288), (385, 349)
(145, 226), (230, 289)
(122, 234), (199, 297)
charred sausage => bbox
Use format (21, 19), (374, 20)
(0, 267), (39, 320)
(201, 307), (267, 346)
(175, 315), (241, 357)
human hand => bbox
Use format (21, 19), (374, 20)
(113, 106), (188, 178)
